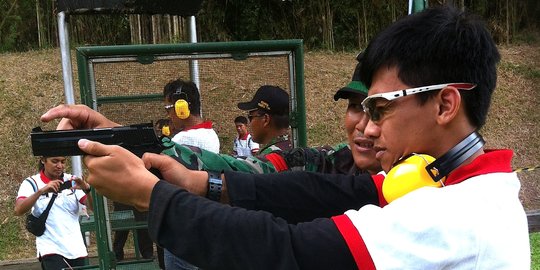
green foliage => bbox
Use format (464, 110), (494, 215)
(0, 200), (30, 260)
(0, 0), (39, 52)
(532, 233), (540, 269)
(0, 0), (539, 52)
(0, 220), (23, 260)
(0, 12), (21, 52)
(69, 14), (132, 47)
(501, 62), (540, 79)
(513, 31), (540, 45)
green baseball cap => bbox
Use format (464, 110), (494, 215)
(333, 61), (368, 101)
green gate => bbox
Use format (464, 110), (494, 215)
(75, 39), (306, 269)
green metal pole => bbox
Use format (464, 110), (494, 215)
(412, 0), (427, 13)
(294, 43), (307, 147)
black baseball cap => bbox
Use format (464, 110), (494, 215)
(334, 61), (369, 101)
(237, 85), (289, 115)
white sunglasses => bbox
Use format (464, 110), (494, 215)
(361, 83), (476, 122)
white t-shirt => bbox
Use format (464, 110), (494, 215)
(350, 174), (529, 269)
(332, 150), (530, 269)
(17, 172), (89, 259)
(171, 121), (220, 153)
(233, 133), (259, 157)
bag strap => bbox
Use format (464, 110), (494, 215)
(26, 176), (57, 220)
(25, 177), (38, 193)
(38, 193), (57, 220)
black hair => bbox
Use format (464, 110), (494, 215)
(163, 79), (202, 116)
(359, 5), (500, 129)
(155, 118), (170, 129)
(39, 157), (46, 171)
(234, 116), (248, 125)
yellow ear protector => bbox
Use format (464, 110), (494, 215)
(175, 99), (190, 119)
(382, 131), (484, 203)
(383, 154), (443, 203)
(172, 86), (190, 119)
(161, 124), (171, 137)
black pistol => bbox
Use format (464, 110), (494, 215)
(31, 123), (165, 157)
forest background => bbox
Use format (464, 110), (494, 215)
(0, 0), (539, 265)
(0, 0), (539, 52)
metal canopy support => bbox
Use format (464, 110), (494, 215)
(188, 16), (201, 115)
(58, 11), (84, 177)
(59, 14), (115, 269)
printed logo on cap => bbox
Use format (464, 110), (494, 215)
(258, 101), (271, 110)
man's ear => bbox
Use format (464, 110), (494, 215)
(436, 86), (461, 125)
(262, 114), (271, 128)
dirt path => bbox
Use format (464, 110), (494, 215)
(0, 257), (40, 270)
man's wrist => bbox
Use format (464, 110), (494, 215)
(206, 171), (223, 202)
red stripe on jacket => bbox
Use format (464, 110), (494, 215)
(332, 215), (376, 270)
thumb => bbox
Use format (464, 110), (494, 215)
(78, 139), (111, 157)
(141, 153), (165, 171)
(142, 153), (167, 179)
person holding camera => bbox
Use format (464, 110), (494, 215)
(14, 156), (93, 270)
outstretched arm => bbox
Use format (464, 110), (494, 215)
(148, 181), (358, 270)
(225, 171), (379, 223)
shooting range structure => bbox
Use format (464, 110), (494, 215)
(57, 2), (306, 270)
(75, 40), (306, 270)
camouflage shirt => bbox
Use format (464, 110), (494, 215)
(161, 138), (364, 175)
(257, 134), (292, 155)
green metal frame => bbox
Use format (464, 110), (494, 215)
(76, 39), (306, 146)
(412, 0), (427, 13)
(75, 39), (306, 269)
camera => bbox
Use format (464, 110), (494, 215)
(59, 181), (73, 192)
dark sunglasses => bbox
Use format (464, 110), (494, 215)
(247, 112), (266, 121)
(361, 83), (476, 122)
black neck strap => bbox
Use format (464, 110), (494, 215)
(426, 131), (485, 182)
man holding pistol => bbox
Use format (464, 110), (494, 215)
(40, 6), (529, 269)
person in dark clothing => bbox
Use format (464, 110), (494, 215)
(40, 6), (530, 270)
(238, 85), (292, 154)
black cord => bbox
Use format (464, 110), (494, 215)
(426, 131), (485, 182)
